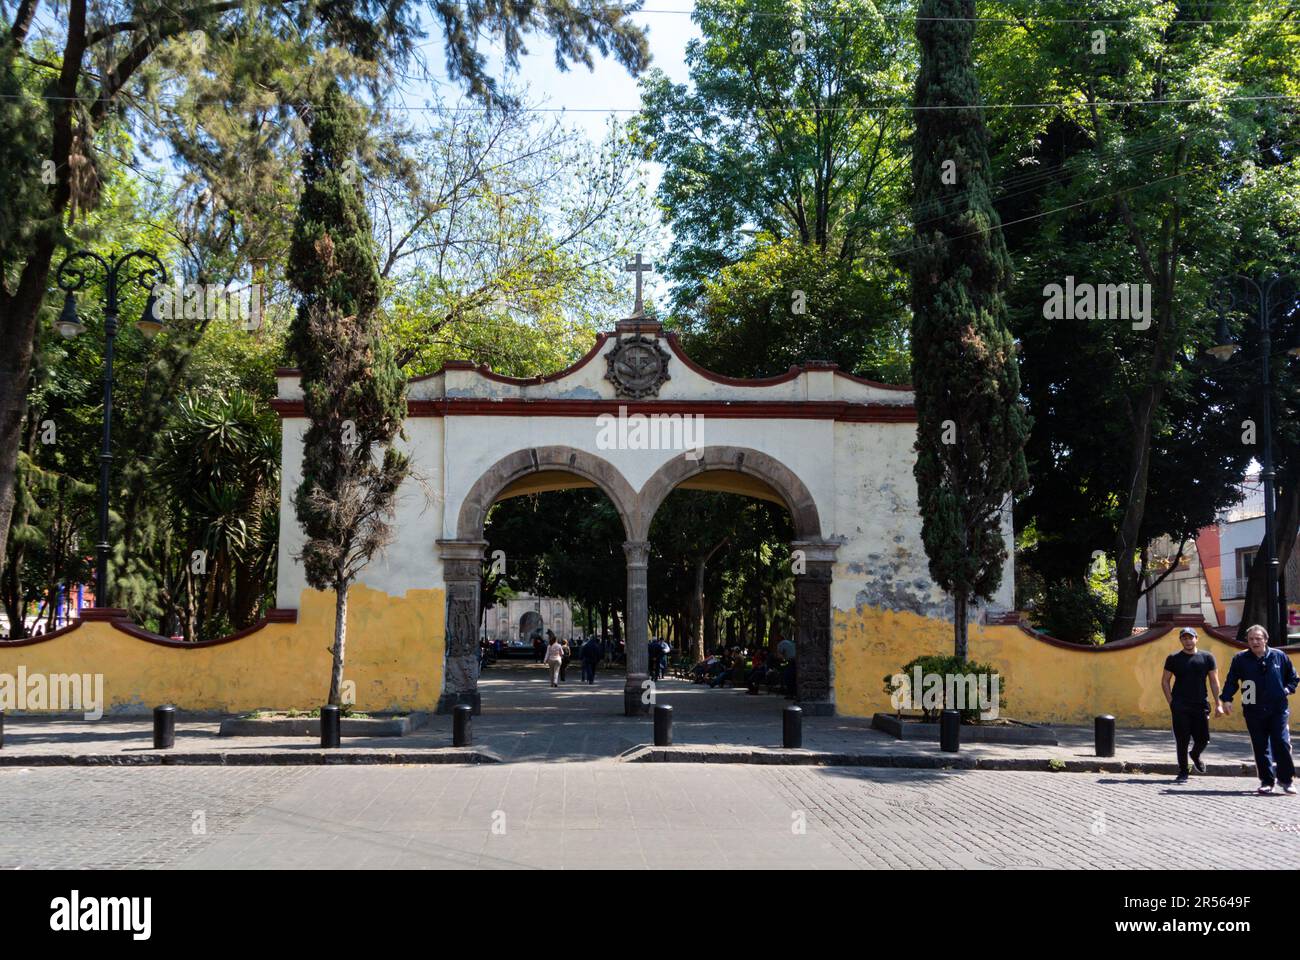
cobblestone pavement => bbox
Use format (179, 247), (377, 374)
(2, 763), (1295, 869)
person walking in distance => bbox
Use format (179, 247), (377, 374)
(1161, 627), (1222, 784)
(1220, 624), (1300, 795)
(580, 634), (602, 684)
(777, 635), (797, 699)
(545, 633), (565, 688)
(559, 633), (572, 682)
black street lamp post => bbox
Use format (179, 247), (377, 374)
(1208, 272), (1300, 645)
(53, 249), (168, 609)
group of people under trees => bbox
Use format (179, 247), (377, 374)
(478, 622), (800, 697)
(689, 636), (798, 697)
(534, 630), (619, 688)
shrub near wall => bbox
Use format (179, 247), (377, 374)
(834, 603), (1299, 730)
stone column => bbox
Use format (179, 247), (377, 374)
(436, 539), (487, 714)
(792, 540), (836, 716)
(623, 539), (651, 716)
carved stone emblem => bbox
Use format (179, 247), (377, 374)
(605, 332), (671, 399)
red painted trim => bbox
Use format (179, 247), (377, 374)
(275, 335), (614, 388)
(662, 334), (804, 386)
(834, 368), (916, 392)
(1015, 622), (1177, 651)
(1204, 624), (1244, 646)
(0, 609), (299, 649)
(111, 610), (300, 648)
(1202, 623), (1300, 650)
(1015, 620), (1300, 653)
(78, 606), (130, 621)
(276, 331), (915, 392)
(474, 335), (612, 386)
(273, 397), (916, 422)
(0, 619), (85, 646)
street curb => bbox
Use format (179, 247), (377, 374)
(623, 746), (1259, 776)
(0, 748), (500, 766)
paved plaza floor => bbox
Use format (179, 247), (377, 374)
(1, 762), (1297, 869)
(2, 663), (1296, 870)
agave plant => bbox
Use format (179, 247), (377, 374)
(155, 389), (279, 639)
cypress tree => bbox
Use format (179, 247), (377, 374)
(910, 0), (1029, 660)
(287, 82), (409, 707)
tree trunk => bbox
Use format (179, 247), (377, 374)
(954, 593), (968, 662)
(328, 583), (349, 706)
(1108, 388), (1162, 641)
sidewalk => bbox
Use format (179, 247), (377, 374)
(0, 663), (1277, 776)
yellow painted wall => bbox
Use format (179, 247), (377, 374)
(832, 604), (1300, 730)
(6, 589), (1294, 728)
(0, 584), (445, 714)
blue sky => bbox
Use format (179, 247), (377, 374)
(406, 6), (700, 144)
(388, 5), (703, 309)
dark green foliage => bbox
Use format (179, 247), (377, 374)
(287, 82), (408, 597)
(431, 0), (650, 106)
(636, 0), (912, 305)
(910, 0), (1029, 658)
(1034, 579), (1114, 647)
(883, 653), (1005, 723)
(154, 390), (280, 640)
(484, 489), (627, 619)
(681, 239), (910, 383)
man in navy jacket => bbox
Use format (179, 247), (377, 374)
(1220, 624), (1300, 795)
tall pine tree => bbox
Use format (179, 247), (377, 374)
(910, 0), (1028, 661)
(287, 83), (409, 707)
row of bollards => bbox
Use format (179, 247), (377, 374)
(649, 704), (805, 749)
(8, 704), (1124, 756)
(154, 704), (176, 749)
(1095, 714), (1116, 757)
(933, 711), (1118, 756)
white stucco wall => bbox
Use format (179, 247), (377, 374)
(274, 329), (1015, 618)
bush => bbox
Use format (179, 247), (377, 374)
(882, 654), (1005, 723)
(1034, 577), (1113, 645)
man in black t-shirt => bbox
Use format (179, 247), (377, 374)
(1161, 627), (1223, 783)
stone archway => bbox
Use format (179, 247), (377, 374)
(437, 446), (638, 713)
(640, 447), (838, 714)
(455, 445), (642, 542)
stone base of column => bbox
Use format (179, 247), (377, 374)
(795, 699), (835, 717)
(436, 690), (481, 715)
(623, 674), (651, 716)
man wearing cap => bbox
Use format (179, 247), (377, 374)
(1162, 626), (1222, 784)
(1220, 623), (1299, 795)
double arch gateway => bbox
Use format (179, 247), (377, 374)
(271, 316), (1017, 717)
(445, 443), (831, 714)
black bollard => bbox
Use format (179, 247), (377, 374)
(783, 705), (803, 748)
(453, 703), (473, 747)
(939, 709), (960, 752)
(0, 709), (4, 749)
(153, 704), (176, 749)
(653, 703), (673, 746)
(1095, 714), (1116, 757)
(320, 705), (341, 748)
